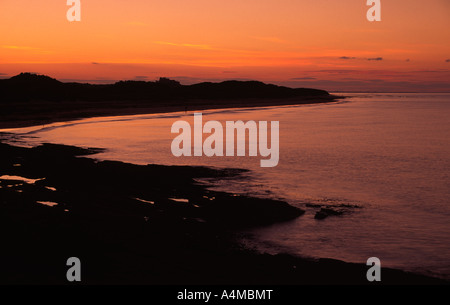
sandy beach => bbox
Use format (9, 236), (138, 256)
(0, 95), (338, 129)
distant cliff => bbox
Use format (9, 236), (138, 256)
(0, 73), (330, 102)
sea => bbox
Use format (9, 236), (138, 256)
(2, 93), (450, 280)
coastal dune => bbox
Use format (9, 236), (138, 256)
(0, 73), (336, 129)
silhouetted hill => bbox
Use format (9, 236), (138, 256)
(9, 72), (61, 85)
(0, 73), (338, 128)
(0, 73), (329, 102)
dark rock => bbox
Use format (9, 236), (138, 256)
(305, 203), (323, 208)
(314, 207), (344, 220)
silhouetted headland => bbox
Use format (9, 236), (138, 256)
(0, 73), (337, 128)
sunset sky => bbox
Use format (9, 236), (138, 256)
(1, 0), (449, 91)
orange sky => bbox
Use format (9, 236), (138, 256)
(1, 0), (450, 91)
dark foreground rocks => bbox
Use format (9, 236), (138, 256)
(0, 140), (446, 285)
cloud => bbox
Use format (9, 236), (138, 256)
(446, 59), (450, 62)
(1, 45), (50, 54)
(337, 56), (383, 61)
(91, 62), (100, 65)
(2, 45), (36, 50)
(0, 73), (8, 76)
(311, 69), (361, 74)
(291, 77), (316, 80)
(153, 41), (212, 50)
(222, 71), (237, 74)
(132, 76), (149, 80)
(251, 36), (287, 44)
(411, 70), (450, 73)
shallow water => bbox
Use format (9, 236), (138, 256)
(3, 93), (450, 279)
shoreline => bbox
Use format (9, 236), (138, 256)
(0, 139), (447, 284)
(0, 95), (340, 129)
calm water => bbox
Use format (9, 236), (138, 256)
(3, 93), (450, 279)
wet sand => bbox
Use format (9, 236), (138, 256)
(0, 96), (338, 129)
(0, 140), (446, 285)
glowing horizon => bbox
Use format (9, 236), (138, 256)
(1, 0), (450, 91)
